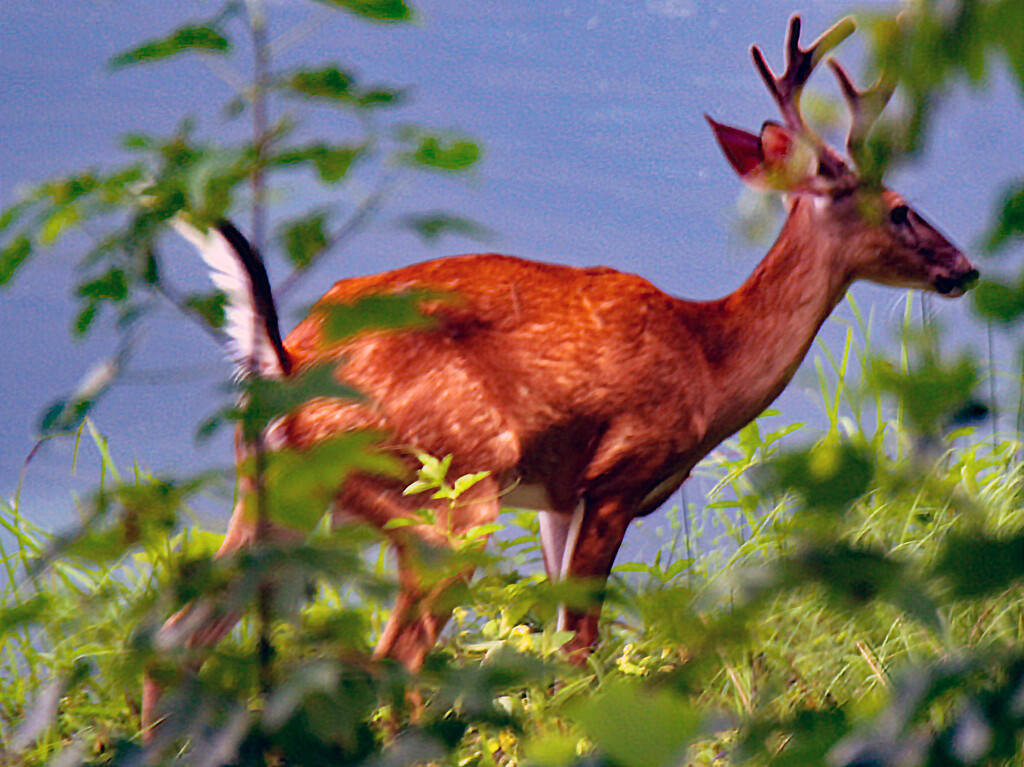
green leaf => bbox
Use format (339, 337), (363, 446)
(185, 290), (227, 329)
(933, 531), (1024, 599)
(406, 136), (480, 172)
(572, 680), (700, 767)
(280, 213), (329, 270)
(402, 212), (492, 243)
(77, 269), (128, 302)
(993, 0), (1024, 96)
(985, 183), (1024, 251)
(285, 67), (355, 102)
(781, 543), (943, 633)
(0, 201), (31, 233)
(38, 397), (94, 436)
(195, 411), (228, 443)
(971, 278), (1024, 323)
(0, 235), (32, 287)
(315, 0), (412, 22)
(866, 346), (980, 436)
(613, 562), (653, 573)
(452, 471), (491, 498)
(72, 302), (99, 337)
(273, 144), (364, 183)
(763, 442), (875, 514)
(0, 595), (50, 634)
(403, 480), (436, 496)
(263, 433), (405, 532)
(316, 290), (448, 342)
(109, 25), (231, 68)
(462, 522), (503, 542)
(40, 206), (81, 245)
(356, 88), (405, 108)
(383, 517), (423, 530)
(238, 364), (363, 440)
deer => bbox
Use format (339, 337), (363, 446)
(141, 15), (978, 734)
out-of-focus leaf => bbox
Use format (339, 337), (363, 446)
(77, 268), (128, 302)
(186, 290), (227, 329)
(262, 433), (405, 531)
(405, 135), (480, 172)
(0, 201), (31, 233)
(109, 25), (230, 69)
(72, 302), (98, 337)
(524, 730), (579, 767)
(866, 346), (979, 436)
(738, 707), (852, 767)
(781, 543), (942, 633)
(993, 0), (1024, 94)
(40, 478), (192, 569)
(972, 278), (1024, 323)
(42, 173), (99, 205)
(285, 67), (355, 101)
(0, 235), (32, 287)
(933, 531), (1024, 599)
(357, 88), (404, 107)
(571, 679), (700, 767)
(762, 442), (875, 513)
(38, 397), (94, 437)
(40, 206), (81, 245)
(986, 183), (1024, 252)
(279, 212), (328, 270)
(402, 212), (492, 243)
(315, 0), (412, 22)
(316, 290), (448, 342)
(273, 144), (364, 183)
(195, 409), (230, 443)
(237, 364), (363, 439)
(0, 594), (50, 634)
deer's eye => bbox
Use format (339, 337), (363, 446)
(890, 205), (910, 225)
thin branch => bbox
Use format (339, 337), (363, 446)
(244, 0), (275, 715)
(148, 279), (229, 347)
(117, 365), (223, 385)
(201, 57), (250, 96)
(278, 177), (396, 298)
(270, 7), (333, 57)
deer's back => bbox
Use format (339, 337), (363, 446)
(282, 254), (712, 504)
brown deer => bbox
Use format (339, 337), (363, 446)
(142, 15), (977, 732)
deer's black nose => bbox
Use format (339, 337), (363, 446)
(959, 268), (980, 289)
(935, 268), (979, 296)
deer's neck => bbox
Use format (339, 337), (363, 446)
(698, 199), (852, 437)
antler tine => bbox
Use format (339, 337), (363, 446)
(751, 15), (857, 135)
(828, 58), (896, 162)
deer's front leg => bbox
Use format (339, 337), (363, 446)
(558, 496), (634, 660)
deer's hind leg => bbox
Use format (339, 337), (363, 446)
(335, 471), (503, 671)
(141, 484), (304, 737)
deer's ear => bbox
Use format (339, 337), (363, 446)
(707, 117), (819, 192)
(706, 116), (763, 178)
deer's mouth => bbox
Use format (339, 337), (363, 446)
(934, 268), (979, 297)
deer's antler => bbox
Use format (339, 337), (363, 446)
(751, 15), (856, 137)
(828, 59), (896, 165)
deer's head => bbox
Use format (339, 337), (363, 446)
(707, 16), (978, 297)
